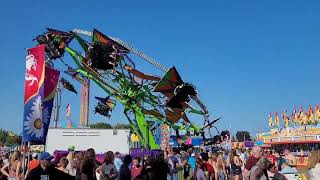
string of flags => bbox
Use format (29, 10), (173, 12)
(268, 104), (320, 127)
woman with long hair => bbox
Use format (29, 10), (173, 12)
(80, 148), (98, 180)
(193, 158), (206, 180)
(99, 151), (117, 180)
(231, 155), (243, 180)
(307, 150), (320, 180)
(0, 151), (22, 180)
(216, 154), (227, 180)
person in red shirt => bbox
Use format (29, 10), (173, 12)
(130, 157), (142, 179)
(243, 146), (262, 180)
(265, 149), (277, 165)
(29, 153), (40, 171)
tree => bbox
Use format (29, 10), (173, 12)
(236, 131), (251, 142)
(0, 129), (19, 147)
(90, 122), (112, 129)
(114, 123), (131, 129)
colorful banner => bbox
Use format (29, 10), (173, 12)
(23, 45), (46, 143)
(42, 67), (60, 143)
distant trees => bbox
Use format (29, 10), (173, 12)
(236, 131), (252, 142)
(0, 129), (20, 147)
(90, 123), (112, 129)
(90, 122), (130, 129)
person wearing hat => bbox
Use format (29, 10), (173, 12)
(26, 152), (74, 180)
(28, 153), (39, 171)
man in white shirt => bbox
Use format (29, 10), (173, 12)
(114, 152), (123, 171)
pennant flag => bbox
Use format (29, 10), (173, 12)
(23, 45), (46, 143)
(275, 112), (280, 126)
(308, 106), (315, 123)
(284, 111), (290, 128)
(316, 104), (320, 121)
(298, 106), (304, 125)
(291, 108), (298, 125)
(268, 112), (273, 126)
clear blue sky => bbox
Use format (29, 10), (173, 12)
(1, 0), (320, 135)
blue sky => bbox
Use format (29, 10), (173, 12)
(1, 1), (320, 135)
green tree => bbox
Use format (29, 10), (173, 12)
(0, 129), (19, 147)
(114, 123), (131, 129)
(90, 122), (112, 129)
(236, 131), (251, 142)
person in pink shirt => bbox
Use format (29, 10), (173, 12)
(130, 157), (142, 180)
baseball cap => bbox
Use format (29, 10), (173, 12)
(68, 146), (75, 151)
(32, 153), (38, 158)
(38, 152), (53, 160)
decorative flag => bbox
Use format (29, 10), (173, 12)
(298, 106), (304, 125)
(275, 112), (280, 126)
(291, 108), (298, 125)
(42, 67), (60, 142)
(309, 106), (315, 124)
(316, 104), (320, 121)
(23, 45), (46, 143)
(284, 111), (290, 128)
(66, 104), (73, 128)
(268, 112), (273, 126)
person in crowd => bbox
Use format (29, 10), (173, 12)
(266, 163), (278, 179)
(188, 152), (196, 172)
(265, 149), (277, 165)
(0, 159), (7, 180)
(66, 150), (77, 176)
(1, 153), (9, 166)
(207, 152), (217, 177)
(231, 154), (243, 180)
(168, 148), (181, 180)
(80, 148), (99, 180)
(243, 146), (262, 180)
(193, 158), (206, 180)
(74, 152), (84, 180)
(26, 152), (74, 180)
(29, 153), (39, 172)
(280, 161), (297, 174)
(307, 150), (320, 180)
(182, 158), (192, 180)
(239, 149), (246, 170)
(1, 151), (22, 180)
(272, 173), (287, 180)
(283, 149), (297, 167)
(100, 151), (117, 180)
(152, 151), (170, 180)
(200, 154), (215, 180)
(249, 157), (270, 180)
(135, 155), (154, 180)
(57, 156), (70, 174)
(131, 157), (142, 179)
(114, 152), (123, 172)
(216, 154), (227, 180)
(119, 155), (132, 180)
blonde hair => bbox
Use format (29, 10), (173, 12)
(308, 150), (320, 169)
(216, 155), (225, 171)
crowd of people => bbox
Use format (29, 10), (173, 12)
(0, 145), (320, 179)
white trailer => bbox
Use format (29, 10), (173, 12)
(45, 128), (130, 154)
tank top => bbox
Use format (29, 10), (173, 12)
(9, 160), (20, 178)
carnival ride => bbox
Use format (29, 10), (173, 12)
(33, 28), (220, 149)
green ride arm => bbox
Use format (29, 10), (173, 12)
(133, 105), (159, 149)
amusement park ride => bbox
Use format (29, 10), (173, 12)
(34, 28), (221, 150)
